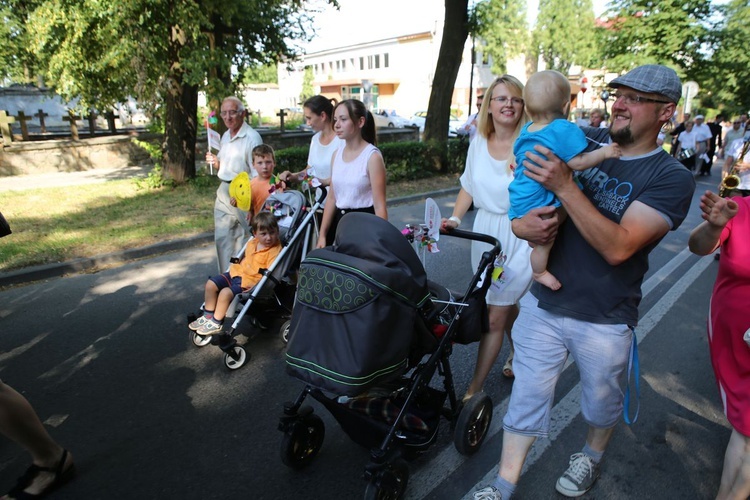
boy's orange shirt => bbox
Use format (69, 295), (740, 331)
(250, 177), (277, 216)
(228, 238), (282, 289)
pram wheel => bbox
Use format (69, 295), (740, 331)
(279, 320), (291, 344)
(280, 414), (325, 469)
(453, 393), (493, 456)
(190, 332), (212, 348)
(223, 345), (249, 370)
(364, 458), (409, 500)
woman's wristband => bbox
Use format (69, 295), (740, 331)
(448, 216), (461, 226)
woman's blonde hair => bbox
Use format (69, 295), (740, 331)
(477, 74), (528, 143)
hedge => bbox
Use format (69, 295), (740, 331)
(274, 138), (470, 182)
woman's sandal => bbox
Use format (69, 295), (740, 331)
(7, 449), (76, 499)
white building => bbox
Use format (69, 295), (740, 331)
(278, 23), (527, 120)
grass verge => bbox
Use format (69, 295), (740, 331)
(0, 173), (459, 272)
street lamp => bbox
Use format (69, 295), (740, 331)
(600, 90), (610, 117)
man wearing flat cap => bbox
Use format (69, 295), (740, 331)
(472, 65), (696, 500)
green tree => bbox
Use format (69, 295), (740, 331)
(26, 0), (335, 183)
(243, 62), (278, 84)
(699, 0), (750, 114)
(474, 0), (528, 75)
(300, 66), (314, 103)
(597, 0), (712, 75)
(0, 0), (43, 83)
(533, 0), (598, 74)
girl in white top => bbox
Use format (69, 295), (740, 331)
(280, 95), (344, 188)
(317, 99), (387, 247)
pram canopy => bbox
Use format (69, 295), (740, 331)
(262, 190), (306, 243)
(286, 213), (431, 396)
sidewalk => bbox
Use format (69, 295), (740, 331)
(0, 167), (459, 288)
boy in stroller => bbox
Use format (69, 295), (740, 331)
(190, 212), (282, 336)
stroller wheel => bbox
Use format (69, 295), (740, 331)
(364, 458), (409, 500)
(191, 332), (212, 348)
(280, 414), (325, 469)
(453, 393), (493, 456)
(223, 346), (249, 370)
(279, 320), (291, 344)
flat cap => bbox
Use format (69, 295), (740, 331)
(610, 65), (682, 103)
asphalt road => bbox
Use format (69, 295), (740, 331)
(0, 173), (731, 500)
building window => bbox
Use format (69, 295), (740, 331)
(367, 55), (373, 69)
(360, 57), (364, 70)
(384, 53), (389, 68)
(375, 54), (380, 69)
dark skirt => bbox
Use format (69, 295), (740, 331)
(327, 206), (375, 246)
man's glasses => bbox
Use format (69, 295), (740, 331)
(490, 96), (524, 106)
(220, 110), (240, 117)
(611, 92), (671, 105)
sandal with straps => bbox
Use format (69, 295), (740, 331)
(7, 449), (76, 499)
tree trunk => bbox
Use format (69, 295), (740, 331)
(423, 0), (470, 172)
(162, 23), (197, 183)
(163, 80), (198, 183)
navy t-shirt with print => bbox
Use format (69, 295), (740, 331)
(531, 127), (696, 326)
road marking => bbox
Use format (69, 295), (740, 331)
(407, 253), (715, 499)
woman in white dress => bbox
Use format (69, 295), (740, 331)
(280, 95), (344, 188)
(441, 75), (533, 399)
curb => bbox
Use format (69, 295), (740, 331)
(0, 187), (460, 288)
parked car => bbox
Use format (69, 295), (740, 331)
(372, 109), (414, 128)
(409, 111), (462, 137)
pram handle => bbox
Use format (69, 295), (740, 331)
(315, 186), (328, 206)
(443, 228), (502, 256)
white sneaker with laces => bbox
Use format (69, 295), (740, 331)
(473, 486), (502, 500)
(555, 452), (600, 497)
(196, 318), (222, 336)
(188, 316), (209, 331)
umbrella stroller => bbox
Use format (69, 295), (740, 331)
(187, 189), (325, 370)
(279, 212), (501, 498)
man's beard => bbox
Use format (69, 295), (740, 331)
(609, 123), (635, 146)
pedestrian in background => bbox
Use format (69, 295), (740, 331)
(693, 115), (713, 175)
(721, 118), (745, 159)
(206, 96), (262, 272)
(670, 111), (691, 156)
(458, 91), (485, 142)
(441, 74), (533, 399)
(701, 114), (724, 176)
(688, 190), (750, 500)
(588, 108), (606, 128)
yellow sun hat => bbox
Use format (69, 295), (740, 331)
(229, 172), (252, 211)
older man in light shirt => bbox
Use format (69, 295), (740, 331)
(205, 96), (262, 272)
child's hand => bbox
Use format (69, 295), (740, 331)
(605, 143), (622, 159)
(229, 197), (238, 207)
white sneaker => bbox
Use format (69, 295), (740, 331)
(196, 318), (222, 336)
(555, 452), (600, 497)
(188, 316), (209, 331)
(473, 486), (502, 500)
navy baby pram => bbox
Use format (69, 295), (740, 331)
(285, 212), (431, 396)
(280, 211), (502, 499)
